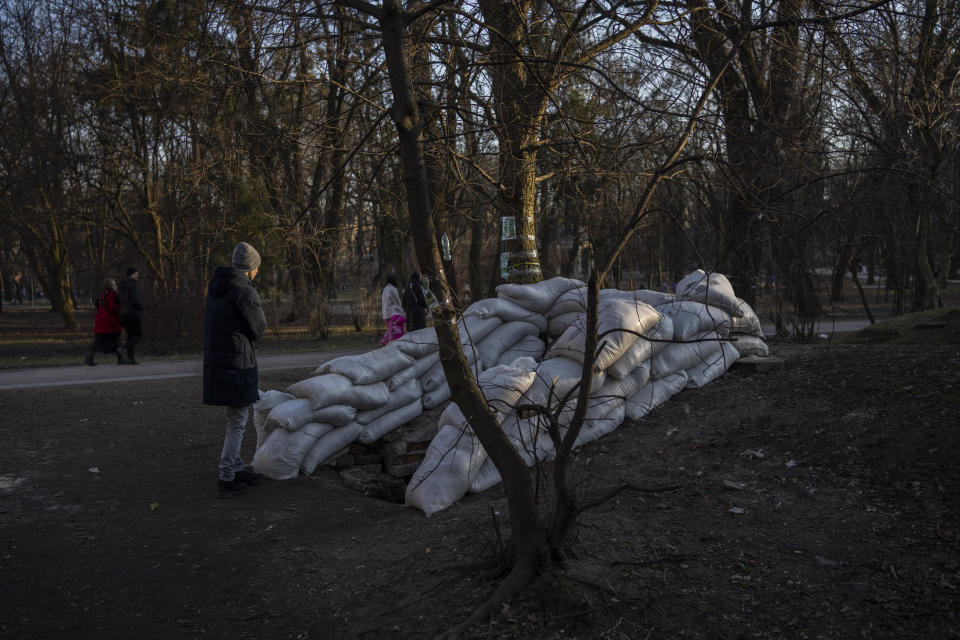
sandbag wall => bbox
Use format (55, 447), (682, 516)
(404, 270), (765, 515)
(251, 270), (766, 515)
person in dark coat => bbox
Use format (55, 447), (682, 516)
(117, 267), (144, 364)
(402, 272), (428, 331)
(203, 241), (268, 498)
(84, 279), (130, 366)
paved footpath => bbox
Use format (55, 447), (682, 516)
(0, 350), (366, 391)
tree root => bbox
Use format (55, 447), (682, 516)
(437, 552), (541, 640)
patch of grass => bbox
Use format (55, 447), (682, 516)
(0, 306), (386, 368)
(833, 305), (960, 345)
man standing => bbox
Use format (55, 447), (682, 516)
(203, 241), (267, 498)
(117, 267), (144, 364)
(402, 272), (428, 331)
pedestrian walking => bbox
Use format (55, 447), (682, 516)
(203, 241), (268, 498)
(84, 279), (130, 366)
(380, 274), (405, 345)
(117, 267), (144, 364)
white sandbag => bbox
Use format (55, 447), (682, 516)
(253, 389), (294, 421)
(675, 269), (743, 317)
(252, 389), (295, 449)
(266, 397), (357, 431)
(650, 331), (724, 379)
(458, 313), (502, 345)
(526, 356), (606, 408)
(596, 367), (650, 402)
(405, 423), (487, 516)
(420, 356), (483, 395)
(288, 373), (390, 410)
(475, 321), (541, 369)
(622, 289), (675, 307)
(423, 381), (452, 409)
(547, 311), (583, 338)
(468, 457), (503, 493)
(625, 372), (688, 421)
(605, 316), (673, 379)
(252, 421), (335, 480)
(501, 413), (555, 466)
(496, 334), (545, 366)
(478, 357), (538, 420)
(438, 401), (469, 429)
(357, 398), (424, 444)
(495, 276), (585, 313)
(545, 298), (661, 371)
(731, 334), (769, 357)
(573, 402), (626, 447)
(600, 288), (671, 307)
(392, 328), (439, 358)
(655, 300), (732, 340)
(265, 398), (314, 431)
(300, 422), (364, 475)
(354, 378), (423, 424)
(443, 397), (551, 469)
(686, 340), (740, 388)
(435, 364), (536, 430)
(464, 298), (547, 332)
(387, 350), (440, 390)
(730, 298), (764, 337)
(313, 345), (415, 384)
(419, 359), (446, 393)
(557, 372), (639, 427)
(549, 287), (588, 317)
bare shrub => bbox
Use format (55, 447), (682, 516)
(141, 290), (206, 355)
(310, 295), (331, 339)
(350, 289), (377, 331)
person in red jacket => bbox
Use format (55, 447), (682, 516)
(84, 279), (130, 366)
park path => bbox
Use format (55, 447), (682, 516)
(0, 350), (365, 390)
(0, 315), (875, 391)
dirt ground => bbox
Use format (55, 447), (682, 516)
(2, 336), (959, 639)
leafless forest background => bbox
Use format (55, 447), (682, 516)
(1, 0), (957, 337)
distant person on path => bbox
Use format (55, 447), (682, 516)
(403, 272), (428, 331)
(117, 267), (144, 364)
(203, 241), (267, 499)
(84, 279), (130, 366)
(380, 273), (405, 345)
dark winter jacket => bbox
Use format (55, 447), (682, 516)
(117, 277), (143, 316)
(202, 266), (267, 406)
(402, 275), (428, 331)
(93, 289), (122, 335)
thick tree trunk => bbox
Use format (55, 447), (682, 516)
(478, 0), (546, 285)
(831, 242), (856, 302)
(914, 207), (940, 310)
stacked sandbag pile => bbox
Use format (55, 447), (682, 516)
(249, 316), (506, 480)
(251, 270), (765, 513)
(249, 330), (431, 479)
(405, 270), (765, 515)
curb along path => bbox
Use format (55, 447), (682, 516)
(0, 350), (366, 390)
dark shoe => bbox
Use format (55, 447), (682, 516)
(235, 469), (263, 486)
(218, 479), (248, 498)
(84, 357), (96, 366)
(126, 347), (139, 364)
(116, 348), (130, 365)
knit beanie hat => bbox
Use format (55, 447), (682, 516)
(232, 241), (261, 272)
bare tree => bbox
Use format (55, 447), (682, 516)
(0, 0), (87, 327)
(823, 0), (960, 310)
